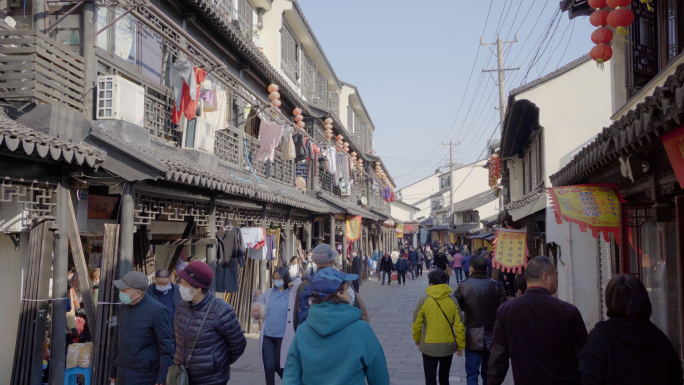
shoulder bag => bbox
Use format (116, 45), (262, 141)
(431, 298), (457, 345)
(167, 297), (216, 385)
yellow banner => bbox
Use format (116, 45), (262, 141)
(346, 216), (361, 242)
(492, 229), (528, 274)
(395, 224), (403, 239)
(450, 233), (457, 244)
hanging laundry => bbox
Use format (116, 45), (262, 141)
(241, 227), (265, 249)
(282, 133), (297, 161)
(172, 65), (207, 124)
(324, 146), (337, 175)
(256, 122), (284, 162)
(171, 60), (195, 110)
(215, 226), (245, 293)
(293, 133), (308, 162)
(336, 153), (350, 188)
(202, 86), (227, 130)
(266, 228), (281, 262)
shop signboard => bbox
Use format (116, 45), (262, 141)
(547, 184), (624, 242)
(662, 125), (684, 189)
(403, 223), (419, 234)
(395, 224), (403, 238)
(346, 216), (362, 241)
(450, 233), (457, 244)
(88, 195), (119, 219)
(492, 229), (528, 273)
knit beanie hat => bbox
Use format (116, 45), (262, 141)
(178, 261), (213, 289)
(311, 244), (337, 264)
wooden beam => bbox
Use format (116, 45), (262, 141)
(167, 218), (196, 273)
(66, 191), (97, 338)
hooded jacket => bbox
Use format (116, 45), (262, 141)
(394, 257), (409, 272)
(173, 292), (246, 385)
(283, 301), (389, 385)
(579, 318), (682, 385)
(412, 284), (466, 357)
(454, 272), (506, 350)
(379, 256), (394, 272)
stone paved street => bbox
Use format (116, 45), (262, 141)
(229, 270), (513, 384)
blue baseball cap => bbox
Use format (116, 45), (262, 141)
(310, 268), (358, 296)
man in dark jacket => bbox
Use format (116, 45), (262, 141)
(378, 252), (394, 285)
(455, 255), (506, 385)
(145, 269), (182, 319)
(408, 246), (419, 280)
(487, 256), (588, 385)
(110, 271), (174, 385)
(174, 261), (246, 385)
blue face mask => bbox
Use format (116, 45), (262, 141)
(273, 279), (284, 288)
(156, 284), (172, 293)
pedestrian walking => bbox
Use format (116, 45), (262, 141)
(425, 247), (433, 270)
(445, 252), (454, 285)
(487, 256), (587, 385)
(462, 253), (471, 280)
(293, 244), (370, 329)
(417, 250), (424, 277)
(255, 267), (301, 385)
(283, 268), (390, 385)
(289, 256), (303, 280)
(432, 249), (448, 272)
(412, 270), (466, 385)
(109, 271), (175, 385)
(145, 268), (182, 319)
(579, 274), (682, 385)
(379, 252), (394, 285)
(462, 245), (469, 255)
(452, 252), (463, 283)
(454, 255), (506, 385)
(172, 261), (247, 385)
(395, 253), (409, 286)
(409, 247), (420, 280)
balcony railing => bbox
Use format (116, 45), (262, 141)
(0, 29), (85, 111)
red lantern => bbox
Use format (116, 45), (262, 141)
(588, 0), (608, 8)
(269, 91), (280, 101)
(607, 8), (634, 35)
(591, 27), (614, 44)
(606, 0), (631, 8)
(294, 115), (303, 122)
(296, 121), (305, 128)
(590, 10), (610, 27)
(267, 84), (279, 93)
(590, 44), (613, 64)
(293, 108), (302, 115)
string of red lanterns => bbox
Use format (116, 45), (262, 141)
(488, 154), (502, 191)
(588, 0), (635, 66)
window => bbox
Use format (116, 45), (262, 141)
(347, 104), (354, 132)
(317, 75), (327, 106)
(281, 25), (299, 82)
(302, 54), (317, 100)
(97, 7), (137, 64)
(431, 197), (444, 211)
(440, 176), (451, 190)
(237, 0), (254, 33)
(328, 92), (339, 115)
(523, 131), (544, 194)
(48, 14), (81, 54)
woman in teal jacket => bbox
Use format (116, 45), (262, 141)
(283, 268), (389, 385)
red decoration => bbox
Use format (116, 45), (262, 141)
(588, 0), (608, 8)
(590, 10), (610, 26)
(607, 8), (634, 28)
(591, 27), (614, 44)
(590, 44), (613, 64)
(606, 0), (631, 8)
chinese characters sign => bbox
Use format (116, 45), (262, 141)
(87, 195), (118, 219)
(492, 229), (528, 274)
(662, 125), (684, 189)
(346, 216), (361, 242)
(450, 233), (457, 244)
(395, 224), (403, 239)
(547, 184), (624, 242)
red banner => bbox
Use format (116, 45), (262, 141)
(662, 125), (684, 189)
(548, 184), (624, 242)
(492, 229), (528, 274)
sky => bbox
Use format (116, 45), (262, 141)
(297, 0), (596, 189)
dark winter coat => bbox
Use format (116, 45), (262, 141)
(488, 287), (588, 385)
(395, 258), (409, 272)
(146, 283), (182, 318)
(454, 272), (506, 351)
(433, 253), (448, 271)
(173, 291), (246, 385)
(109, 295), (175, 385)
(408, 251), (419, 265)
(379, 257), (394, 272)
(580, 318), (682, 385)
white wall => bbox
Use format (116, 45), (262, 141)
(0, 234), (25, 383)
(450, 160), (490, 205)
(397, 172), (441, 221)
(390, 203), (417, 222)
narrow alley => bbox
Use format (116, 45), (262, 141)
(230, 273), (513, 385)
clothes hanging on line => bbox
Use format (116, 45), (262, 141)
(171, 60), (195, 110)
(171, 65), (207, 124)
(256, 122), (284, 162)
(215, 226), (245, 293)
(266, 228), (281, 262)
(282, 134), (297, 161)
(293, 133), (308, 162)
(324, 146), (337, 175)
(202, 85), (227, 130)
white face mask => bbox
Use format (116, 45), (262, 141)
(179, 285), (198, 301)
(346, 286), (356, 305)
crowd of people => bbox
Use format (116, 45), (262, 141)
(98, 239), (682, 385)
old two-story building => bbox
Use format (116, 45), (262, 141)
(549, 0), (684, 360)
(0, 0), (397, 382)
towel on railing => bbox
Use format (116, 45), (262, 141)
(256, 121), (284, 162)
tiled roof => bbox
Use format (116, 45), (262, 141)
(452, 223), (480, 234)
(504, 188), (546, 211)
(480, 213), (499, 225)
(452, 190), (497, 213)
(0, 109), (103, 168)
(560, 0), (593, 19)
(551, 61), (684, 187)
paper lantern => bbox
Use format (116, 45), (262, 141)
(343, 142), (349, 148)
(268, 84), (279, 93)
(336, 135), (343, 141)
(269, 91), (280, 101)
(350, 152), (357, 157)
(296, 121), (305, 128)
(294, 115), (303, 122)
(293, 108), (302, 115)
(606, 0), (631, 8)
(607, 8), (634, 35)
(588, 0), (608, 8)
(324, 124), (333, 130)
(590, 9), (610, 26)
(325, 133), (334, 139)
(383, 219), (395, 227)
(394, 227), (402, 235)
(592, 27), (614, 44)
(324, 118), (333, 125)
(343, 147), (349, 153)
(271, 99), (282, 107)
(590, 43), (613, 64)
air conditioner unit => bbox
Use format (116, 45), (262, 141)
(181, 116), (216, 153)
(96, 75), (145, 126)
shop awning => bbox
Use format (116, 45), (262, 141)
(469, 232), (494, 239)
(314, 191), (378, 220)
(427, 225), (450, 231)
(452, 223), (480, 234)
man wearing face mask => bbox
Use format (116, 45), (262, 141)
(109, 271), (174, 385)
(146, 269), (182, 319)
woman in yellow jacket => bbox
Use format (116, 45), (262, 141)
(413, 270), (466, 385)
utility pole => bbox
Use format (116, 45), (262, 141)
(481, 34), (519, 128)
(441, 141), (458, 225)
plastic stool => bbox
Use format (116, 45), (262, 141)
(64, 367), (91, 385)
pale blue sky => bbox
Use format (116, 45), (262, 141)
(297, 0), (595, 189)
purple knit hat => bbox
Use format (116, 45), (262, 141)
(178, 261), (213, 289)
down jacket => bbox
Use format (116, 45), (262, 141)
(412, 284), (466, 357)
(173, 291), (247, 385)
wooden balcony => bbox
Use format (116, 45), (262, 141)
(0, 29), (85, 111)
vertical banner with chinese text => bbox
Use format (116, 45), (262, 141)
(346, 216), (361, 242)
(395, 224), (403, 239)
(492, 229), (528, 273)
(547, 184), (624, 242)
